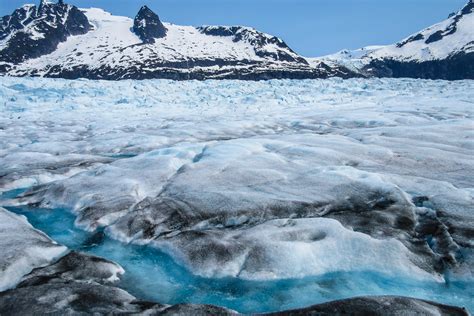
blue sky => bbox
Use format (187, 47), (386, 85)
(1, 0), (468, 56)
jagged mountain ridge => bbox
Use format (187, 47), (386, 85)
(0, 1), (355, 80)
(0, 0), (472, 80)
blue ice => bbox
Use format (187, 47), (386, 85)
(2, 202), (471, 314)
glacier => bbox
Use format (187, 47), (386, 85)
(0, 76), (473, 313)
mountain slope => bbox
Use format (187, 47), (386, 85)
(363, 0), (473, 80)
(310, 1), (473, 80)
(0, 2), (355, 80)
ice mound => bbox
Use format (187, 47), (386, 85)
(0, 207), (67, 291)
(152, 217), (436, 281)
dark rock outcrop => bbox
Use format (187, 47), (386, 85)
(133, 5), (167, 43)
(30, 62), (359, 80)
(364, 52), (474, 80)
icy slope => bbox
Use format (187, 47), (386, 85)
(0, 2), (354, 80)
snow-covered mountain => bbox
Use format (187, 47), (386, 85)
(308, 46), (384, 73)
(0, 0), (472, 80)
(0, 0), (91, 65)
(314, 0), (473, 80)
(362, 0), (474, 80)
(0, 1), (355, 80)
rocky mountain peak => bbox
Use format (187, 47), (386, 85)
(133, 5), (167, 43)
(0, 0), (92, 64)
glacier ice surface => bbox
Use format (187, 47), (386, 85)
(0, 76), (473, 313)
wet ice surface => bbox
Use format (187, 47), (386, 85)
(4, 204), (473, 313)
(0, 206), (66, 291)
(0, 77), (473, 313)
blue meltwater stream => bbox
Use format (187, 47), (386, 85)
(1, 190), (472, 314)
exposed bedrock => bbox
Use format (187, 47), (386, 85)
(364, 52), (474, 80)
(133, 5), (167, 43)
(19, 63), (358, 81)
